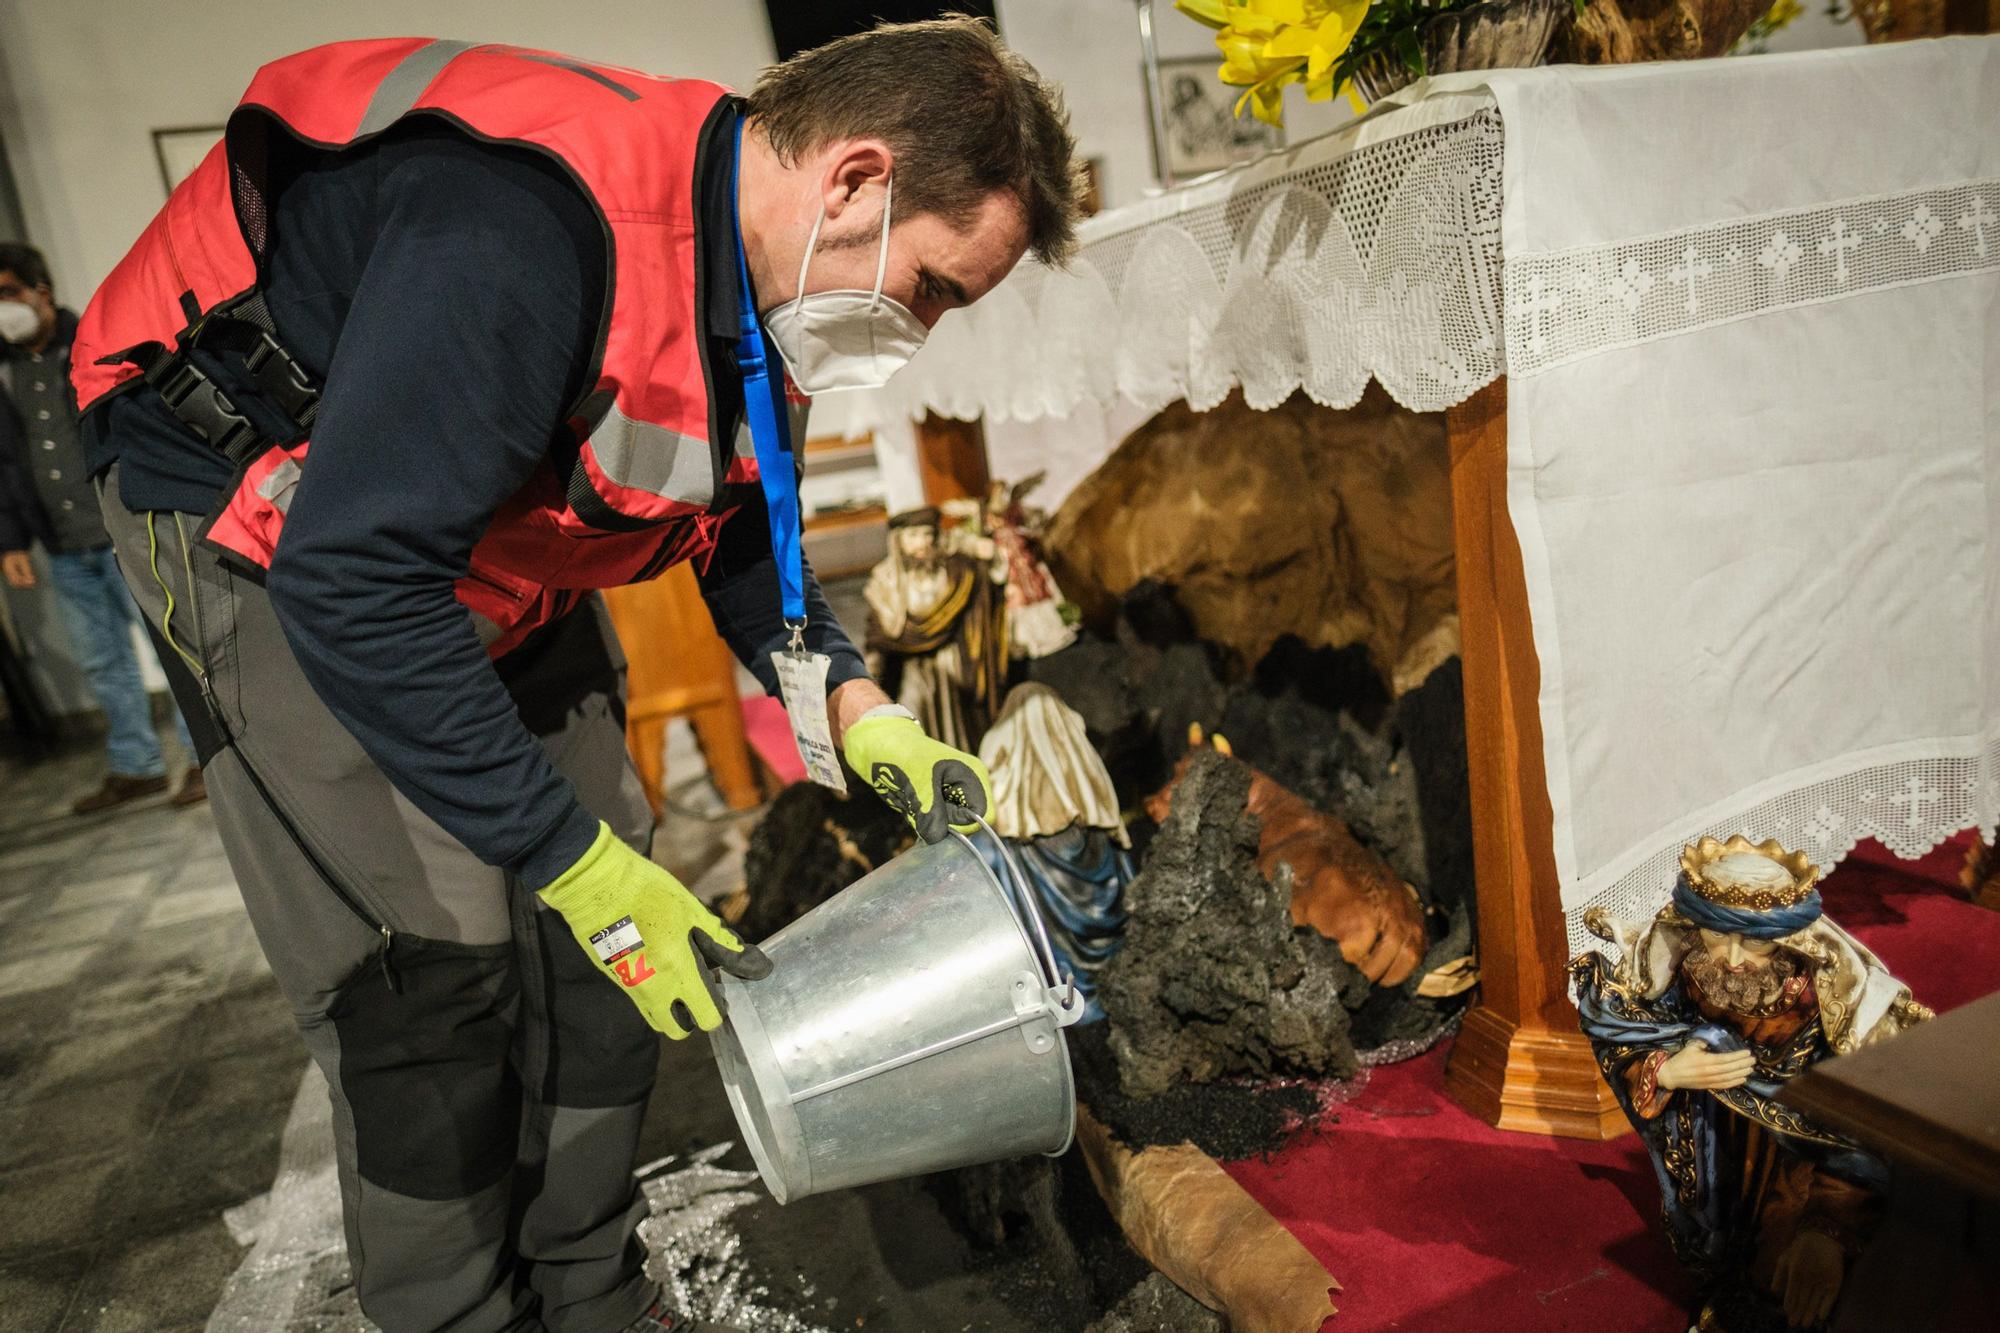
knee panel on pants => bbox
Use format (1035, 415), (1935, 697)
(327, 937), (521, 1200)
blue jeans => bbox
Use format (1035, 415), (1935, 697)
(46, 545), (194, 777)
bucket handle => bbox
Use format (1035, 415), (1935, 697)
(953, 813), (1085, 1028)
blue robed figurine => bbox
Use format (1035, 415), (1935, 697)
(974, 684), (1134, 1022)
(1571, 835), (1932, 1333)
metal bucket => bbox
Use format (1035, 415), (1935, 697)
(710, 818), (1084, 1203)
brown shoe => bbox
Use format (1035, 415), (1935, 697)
(71, 772), (170, 815)
(171, 765), (208, 807)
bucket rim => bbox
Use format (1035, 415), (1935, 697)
(712, 976), (812, 1203)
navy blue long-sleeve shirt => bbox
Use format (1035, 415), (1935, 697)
(84, 115), (867, 887)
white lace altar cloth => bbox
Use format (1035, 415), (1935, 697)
(1473, 37), (2000, 959)
(871, 94), (1509, 425)
(872, 36), (2000, 963)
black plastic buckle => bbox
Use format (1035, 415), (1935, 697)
(241, 329), (318, 423)
(152, 358), (263, 465)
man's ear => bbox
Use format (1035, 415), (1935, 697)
(820, 138), (894, 219)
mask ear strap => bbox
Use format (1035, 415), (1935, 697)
(793, 198), (826, 313)
(870, 175), (894, 309)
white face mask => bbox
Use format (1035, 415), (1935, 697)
(760, 176), (929, 394)
(0, 300), (40, 345)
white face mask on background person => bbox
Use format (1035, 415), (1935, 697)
(0, 299), (40, 345)
(760, 176), (929, 394)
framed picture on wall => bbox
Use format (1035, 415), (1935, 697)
(151, 126), (224, 197)
(1145, 56), (1283, 181)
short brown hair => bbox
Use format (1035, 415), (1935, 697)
(746, 16), (1086, 267)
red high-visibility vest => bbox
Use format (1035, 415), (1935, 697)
(73, 38), (779, 656)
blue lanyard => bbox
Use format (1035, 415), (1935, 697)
(730, 117), (807, 631)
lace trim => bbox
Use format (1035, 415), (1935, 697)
(1565, 737), (2000, 965)
(878, 103), (2000, 421)
(1508, 178), (2000, 378)
(879, 108), (1506, 424)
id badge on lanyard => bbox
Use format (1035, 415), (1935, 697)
(730, 117), (845, 792)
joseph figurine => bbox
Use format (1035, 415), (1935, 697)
(1572, 836), (1932, 1332)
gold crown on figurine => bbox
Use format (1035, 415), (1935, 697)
(1679, 835), (1821, 911)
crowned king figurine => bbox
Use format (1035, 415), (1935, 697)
(1572, 835), (1932, 1332)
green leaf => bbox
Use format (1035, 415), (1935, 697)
(1395, 28), (1424, 74)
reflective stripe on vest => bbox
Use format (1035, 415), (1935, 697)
(586, 404), (715, 509)
(355, 39), (478, 136)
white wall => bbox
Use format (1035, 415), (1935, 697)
(995, 0), (1354, 212)
(0, 0), (778, 302)
(0, 0), (1360, 294)
(1759, 7), (1867, 55)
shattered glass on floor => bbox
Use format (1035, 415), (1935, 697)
(207, 1067), (831, 1333)
(635, 1145), (833, 1333)
(207, 1066), (356, 1332)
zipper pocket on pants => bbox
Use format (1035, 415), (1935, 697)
(223, 731), (402, 992)
(156, 512), (401, 992)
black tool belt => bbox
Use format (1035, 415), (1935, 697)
(98, 289), (320, 467)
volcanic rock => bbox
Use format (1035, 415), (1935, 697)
(736, 782), (911, 944)
(1068, 1021), (1322, 1161)
(1099, 751), (1366, 1098)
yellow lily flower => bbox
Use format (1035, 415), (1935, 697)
(1217, 30), (1280, 84)
(1764, 0), (1804, 26)
(1178, 0), (1377, 127)
(1174, 0), (1237, 28)
(1264, 15), (1332, 78)
(1234, 69), (1300, 127)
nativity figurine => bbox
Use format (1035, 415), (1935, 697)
(863, 504), (1007, 751)
(982, 474), (1077, 661)
(1572, 835), (1933, 1333)
(976, 683), (1132, 1021)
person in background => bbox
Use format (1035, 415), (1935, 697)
(0, 242), (204, 811)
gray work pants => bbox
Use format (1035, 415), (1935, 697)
(99, 470), (660, 1333)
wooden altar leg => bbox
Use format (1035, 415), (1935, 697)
(1442, 379), (1627, 1140)
(914, 412), (991, 506)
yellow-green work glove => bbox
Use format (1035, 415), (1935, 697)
(538, 822), (771, 1038)
(842, 708), (993, 844)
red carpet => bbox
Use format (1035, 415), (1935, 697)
(1224, 832), (2000, 1332)
(1819, 834), (2000, 1016)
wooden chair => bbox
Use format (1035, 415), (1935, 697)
(602, 564), (762, 815)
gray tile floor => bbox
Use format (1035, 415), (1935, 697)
(0, 736), (298, 1333)
(0, 719), (758, 1333)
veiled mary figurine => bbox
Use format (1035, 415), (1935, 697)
(1572, 836), (1933, 1332)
